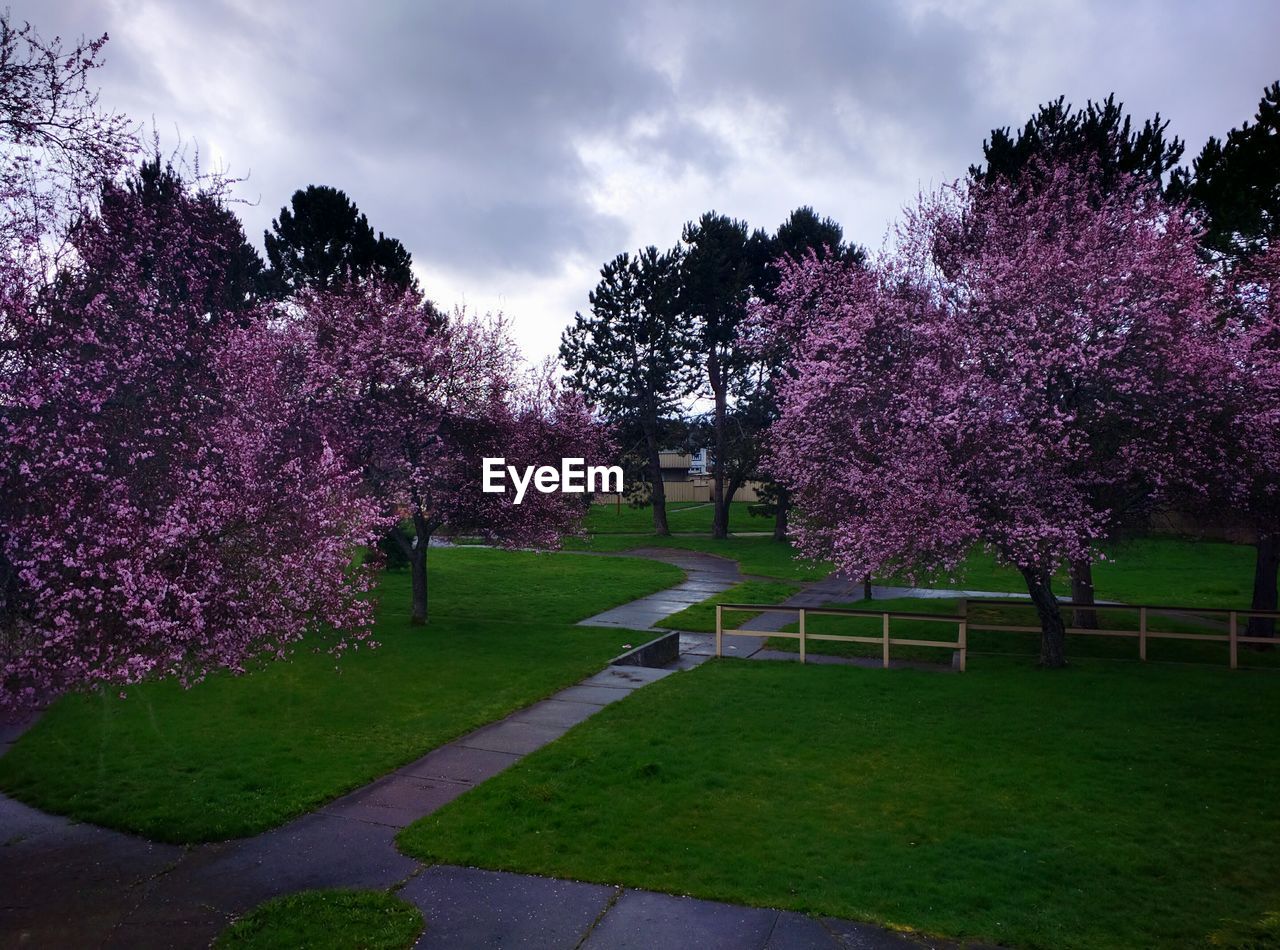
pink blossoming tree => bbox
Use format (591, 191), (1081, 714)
(761, 161), (1215, 667)
(297, 284), (609, 624)
(0, 160), (379, 713)
(1204, 245), (1280, 639)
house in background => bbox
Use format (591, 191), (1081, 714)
(595, 448), (763, 504)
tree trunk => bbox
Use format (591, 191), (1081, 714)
(863, 576), (873, 601)
(1247, 532), (1278, 644)
(408, 512), (432, 625)
(643, 422), (670, 536)
(772, 487), (789, 542)
(1068, 556), (1098, 630)
(714, 475), (743, 540)
(1020, 566), (1067, 668)
(710, 356), (728, 540)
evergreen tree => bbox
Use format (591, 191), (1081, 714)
(262, 184), (417, 296)
(753, 207), (864, 540)
(682, 212), (768, 539)
(972, 94), (1184, 195)
(93, 156), (266, 320)
(1173, 81), (1280, 263)
(560, 246), (694, 535)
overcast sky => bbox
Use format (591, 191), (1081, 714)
(19, 0), (1280, 358)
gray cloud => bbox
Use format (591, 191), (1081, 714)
(10, 0), (1280, 356)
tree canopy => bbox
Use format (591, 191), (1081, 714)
(971, 94), (1184, 193)
(263, 184), (417, 296)
(761, 160), (1214, 666)
(1173, 81), (1280, 262)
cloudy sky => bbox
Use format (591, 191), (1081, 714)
(20, 0), (1280, 358)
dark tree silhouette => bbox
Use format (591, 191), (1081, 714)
(753, 207), (864, 540)
(972, 93), (1184, 195)
(682, 212), (768, 539)
(1173, 81), (1279, 263)
(263, 184), (417, 296)
(560, 246), (694, 535)
(102, 157), (267, 318)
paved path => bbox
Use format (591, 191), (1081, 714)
(1, 552), (992, 949)
(1, 666), (671, 948)
(578, 548), (773, 659)
(399, 865), (986, 948)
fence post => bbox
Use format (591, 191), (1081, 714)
(958, 619), (967, 672)
(1229, 611), (1238, 670)
(799, 608), (807, 664)
(1139, 606), (1147, 661)
(882, 613), (890, 669)
(715, 604), (723, 659)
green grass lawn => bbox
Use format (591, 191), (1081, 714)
(0, 548), (682, 842)
(398, 658), (1280, 949)
(658, 580), (803, 632)
(215, 889), (423, 950)
(585, 500), (767, 534)
(566, 533), (833, 581)
(568, 530), (1266, 606)
(764, 596), (1280, 668)
(1089, 537), (1262, 607)
(883, 537), (1262, 606)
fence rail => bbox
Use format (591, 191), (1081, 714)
(715, 603), (969, 671)
(962, 599), (1280, 670)
(713, 599), (1280, 671)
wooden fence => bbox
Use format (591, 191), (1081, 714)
(714, 600), (1280, 671)
(715, 603), (969, 671)
(594, 480), (767, 505)
(961, 599), (1280, 670)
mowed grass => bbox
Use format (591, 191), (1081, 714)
(884, 538), (1262, 605)
(568, 531), (1266, 605)
(765, 596), (1280, 668)
(566, 534), (833, 581)
(585, 500), (767, 534)
(215, 889), (423, 950)
(398, 658), (1280, 949)
(658, 580), (803, 632)
(0, 549), (682, 842)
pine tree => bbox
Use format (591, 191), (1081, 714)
(1174, 80), (1280, 640)
(262, 185), (417, 296)
(972, 94), (1183, 194)
(1173, 81), (1280, 262)
(754, 207), (864, 540)
(972, 95), (1184, 624)
(682, 212), (768, 539)
(560, 246), (695, 535)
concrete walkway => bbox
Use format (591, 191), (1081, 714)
(1, 553), (993, 949)
(578, 547), (773, 659)
(576, 546), (742, 631)
(1, 666), (672, 948)
(400, 865), (987, 948)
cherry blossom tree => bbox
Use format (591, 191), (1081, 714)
(761, 161), (1214, 667)
(0, 160), (379, 713)
(1203, 245), (1280, 639)
(298, 284), (609, 624)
